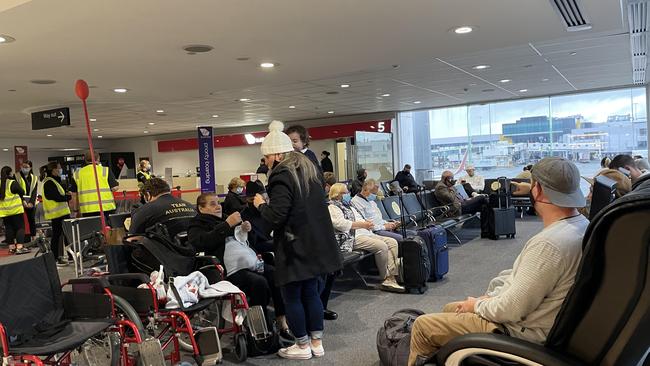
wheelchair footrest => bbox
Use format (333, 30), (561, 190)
(136, 337), (166, 366)
(195, 327), (222, 365)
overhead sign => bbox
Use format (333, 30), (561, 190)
(197, 126), (216, 193)
(31, 107), (70, 130)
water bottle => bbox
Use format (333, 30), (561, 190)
(255, 254), (264, 273)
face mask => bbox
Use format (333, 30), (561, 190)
(271, 160), (280, 170)
(21, 168), (30, 175)
(342, 193), (352, 205)
(529, 183), (536, 207)
(367, 193), (377, 201)
(236, 187), (244, 194)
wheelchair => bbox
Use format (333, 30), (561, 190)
(102, 231), (251, 364)
(0, 253), (147, 366)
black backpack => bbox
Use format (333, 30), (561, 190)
(126, 224), (197, 276)
(377, 308), (425, 366)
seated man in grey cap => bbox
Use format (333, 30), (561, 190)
(408, 157), (589, 366)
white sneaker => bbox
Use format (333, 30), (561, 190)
(311, 343), (324, 357)
(381, 277), (405, 293)
(278, 344), (312, 360)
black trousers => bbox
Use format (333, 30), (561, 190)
(51, 215), (70, 258)
(82, 209), (115, 226)
(320, 273), (336, 310)
(3, 214), (25, 244)
(24, 207), (36, 240)
(461, 196), (488, 215)
(228, 264), (285, 319)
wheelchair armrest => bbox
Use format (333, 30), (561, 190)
(104, 273), (151, 284)
(433, 333), (581, 366)
(196, 256), (224, 282)
(64, 277), (110, 294)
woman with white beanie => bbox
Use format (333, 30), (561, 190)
(252, 121), (342, 360)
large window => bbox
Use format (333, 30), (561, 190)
(398, 87), (648, 193)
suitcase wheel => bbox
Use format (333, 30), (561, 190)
(417, 286), (426, 294)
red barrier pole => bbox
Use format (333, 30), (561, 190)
(75, 80), (108, 234)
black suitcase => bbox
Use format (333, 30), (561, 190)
(396, 192), (430, 294)
(481, 205), (516, 240)
(399, 236), (430, 294)
(488, 177), (512, 208)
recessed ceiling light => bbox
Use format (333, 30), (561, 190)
(453, 26), (473, 34)
(30, 79), (56, 85)
(113, 88), (128, 93)
(340, 84), (350, 88)
(93, 128), (99, 132)
(519, 89), (528, 93)
(239, 98), (250, 102)
(156, 109), (164, 113)
(143, 130), (149, 134)
(260, 62), (275, 68)
(182, 45), (213, 53)
(289, 105), (296, 109)
(236, 57), (250, 61)
(541, 78), (549, 82)
(472, 65), (490, 70)
(327, 111), (335, 114)
(7, 89), (16, 92)
(469, 83), (477, 86)
(148, 122), (155, 125)
(46, 134), (53, 137)
(382, 93), (391, 97)
(211, 114), (219, 118)
(97, 135), (103, 139)
(90, 118), (97, 122)
(413, 101), (422, 104)
(0, 35), (15, 44)
(569, 52), (577, 56)
(257, 119), (264, 122)
(2, 148), (8, 152)
(499, 79), (511, 83)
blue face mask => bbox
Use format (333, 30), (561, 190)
(367, 193), (377, 201)
(342, 193), (352, 204)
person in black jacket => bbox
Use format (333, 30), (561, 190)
(320, 151), (334, 173)
(286, 124), (321, 170)
(187, 192), (290, 338)
(42, 161), (72, 266)
(0, 166), (28, 254)
(253, 121), (341, 360)
(17, 160), (37, 242)
(256, 158), (269, 175)
(350, 168), (367, 197)
(222, 177), (247, 216)
(393, 164), (419, 192)
(240, 181), (274, 253)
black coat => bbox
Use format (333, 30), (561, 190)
(222, 190), (247, 216)
(258, 165), (342, 286)
(321, 157), (334, 173)
(187, 213), (234, 265)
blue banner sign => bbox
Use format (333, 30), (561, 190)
(197, 126), (215, 193)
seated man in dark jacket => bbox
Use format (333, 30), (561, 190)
(187, 192), (291, 338)
(434, 171), (487, 217)
(393, 164), (419, 192)
(128, 178), (196, 238)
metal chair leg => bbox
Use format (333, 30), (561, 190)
(446, 228), (463, 247)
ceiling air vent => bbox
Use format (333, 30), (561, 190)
(627, 0), (650, 84)
(549, 0), (592, 31)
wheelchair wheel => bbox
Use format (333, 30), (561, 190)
(234, 332), (248, 363)
(71, 331), (121, 366)
(178, 300), (223, 352)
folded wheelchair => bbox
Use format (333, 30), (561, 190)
(102, 228), (251, 364)
(0, 253), (147, 366)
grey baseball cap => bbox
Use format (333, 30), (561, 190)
(531, 157), (586, 208)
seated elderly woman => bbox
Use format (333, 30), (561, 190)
(187, 192), (291, 338)
(327, 183), (404, 293)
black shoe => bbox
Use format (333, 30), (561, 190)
(279, 328), (295, 342)
(323, 309), (338, 320)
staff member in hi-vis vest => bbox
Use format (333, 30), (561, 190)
(69, 150), (119, 223)
(16, 160), (38, 242)
(0, 166), (30, 255)
(42, 161), (72, 266)
(136, 159), (153, 204)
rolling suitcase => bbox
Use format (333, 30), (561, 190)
(481, 199), (516, 240)
(488, 176), (512, 208)
(417, 225), (449, 282)
(397, 192), (430, 294)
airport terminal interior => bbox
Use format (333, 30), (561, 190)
(0, 1), (649, 365)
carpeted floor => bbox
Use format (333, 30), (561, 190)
(0, 216), (543, 365)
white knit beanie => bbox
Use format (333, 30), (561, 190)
(260, 120), (294, 155)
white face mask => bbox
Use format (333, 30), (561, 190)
(236, 187), (244, 194)
(21, 168), (30, 175)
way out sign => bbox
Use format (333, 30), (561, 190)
(31, 107), (70, 130)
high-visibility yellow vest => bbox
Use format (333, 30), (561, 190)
(42, 177), (71, 220)
(74, 164), (116, 214)
(139, 171), (151, 181)
(0, 180), (25, 218)
(17, 173), (38, 200)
